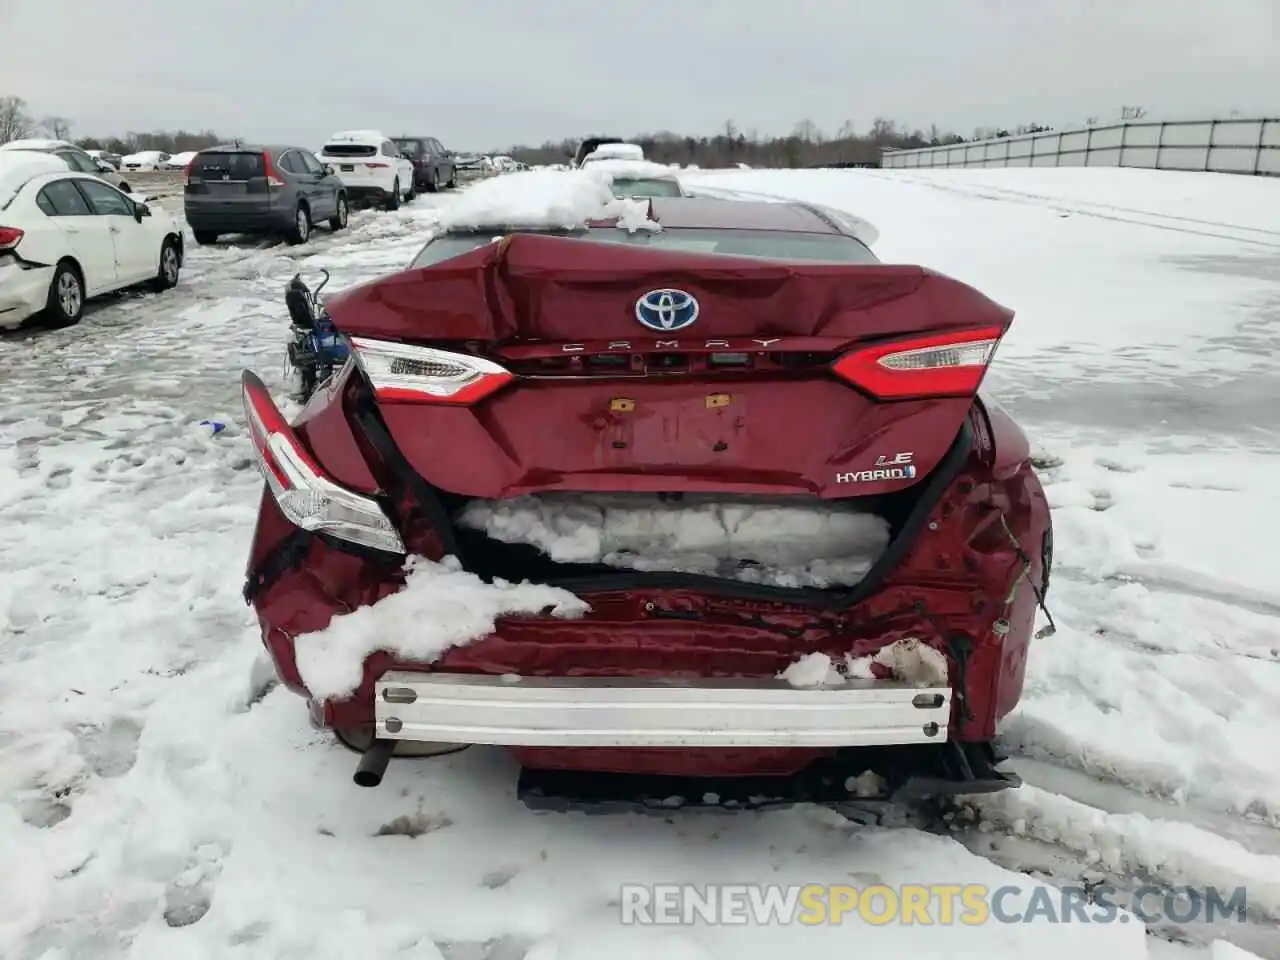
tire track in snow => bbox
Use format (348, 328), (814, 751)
(1002, 758), (1280, 857)
(940, 795), (1280, 960)
(857, 171), (1280, 250)
(870, 174), (1280, 238)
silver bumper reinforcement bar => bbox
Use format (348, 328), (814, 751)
(372, 672), (953, 748)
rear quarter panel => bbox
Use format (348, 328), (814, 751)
(978, 393), (1033, 479)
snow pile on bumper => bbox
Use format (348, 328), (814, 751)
(293, 555), (589, 699)
(780, 641), (950, 688)
(457, 493), (892, 588)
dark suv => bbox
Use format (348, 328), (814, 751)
(183, 144), (349, 246)
(393, 136), (456, 192)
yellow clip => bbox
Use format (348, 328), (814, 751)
(705, 393), (732, 409)
(610, 398), (636, 412)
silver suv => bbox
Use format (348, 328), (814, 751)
(0, 139), (135, 193)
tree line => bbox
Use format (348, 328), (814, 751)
(0, 95), (230, 154)
(492, 117), (1063, 168)
(8, 91), (1127, 169)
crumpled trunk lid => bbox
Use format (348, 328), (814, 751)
(330, 235), (1011, 501)
(324, 232), (1011, 344)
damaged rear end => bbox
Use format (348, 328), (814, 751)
(242, 233), (1051, 810)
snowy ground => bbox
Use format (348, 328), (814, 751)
(1, 167), (1278, 960)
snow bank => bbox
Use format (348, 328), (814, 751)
(436, 169), (661, 233)
(1211, 941), (1269, 960)
(780, 641), (950, 688)
(973, 784), (1280, 919)
(293, 555), (589, 699)
(457, 493), (891, 589)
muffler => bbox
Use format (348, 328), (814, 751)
(353, 738), (396, 787)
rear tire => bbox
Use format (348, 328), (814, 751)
(287, 204), (311, 245)
(425, 167), (439, 193)
(385, 179), (401, 211)
(151, 237), (181, 291)
(43, 260), (85, 328)
(193, 229), (218, 245)
(329, 193), (348, 231)
(446, 168), (456, 189)
(404, 176), (416, 203)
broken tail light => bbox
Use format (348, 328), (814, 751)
(831, 325), (1005, 400)
(241, 372), (405, 555)
(349, 337), (514, 404)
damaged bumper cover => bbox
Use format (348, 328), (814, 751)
(373, 672), (952, 747)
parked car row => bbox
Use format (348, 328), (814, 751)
(0, 151), (184, 330)
(0, 139), (136, 193)
(181, 129), (459, 246)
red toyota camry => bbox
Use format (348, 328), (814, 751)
(241, 186), (1052, 813)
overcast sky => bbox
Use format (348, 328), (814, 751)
(1, 0), (1276, 150)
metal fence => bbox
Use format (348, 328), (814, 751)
(880, 118), (1280, 177)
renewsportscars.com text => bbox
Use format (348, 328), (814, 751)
(619, 883), (1248, 926)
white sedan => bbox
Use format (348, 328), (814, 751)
(162, 150), (198, 171)
(120, 150), (171, 172)
(0, 153), (184, 329)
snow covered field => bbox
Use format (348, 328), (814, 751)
(2, 166), (1278, 960)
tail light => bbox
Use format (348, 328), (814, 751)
(349, 338), (514, 404)
(0, 227), (23, 251)
(831, 326), (1005, 400)
(262, 152), (285, 189)
(184, 155), (198, 185)
(241, 372), (405, 555)
(365, 162), (389, 169)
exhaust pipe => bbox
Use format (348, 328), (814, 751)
(353, 738), (396, 788)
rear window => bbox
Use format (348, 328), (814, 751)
(411, 227), (878, 269)
(192, 152), (265, 180)
(322, 144), (377, 158)
(394, 139), (422, 153)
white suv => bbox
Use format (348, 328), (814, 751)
(317, 131), (415, 210)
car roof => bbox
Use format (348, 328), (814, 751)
(635, 197), (844, 234)
(0, 138), (76, 152)
(197, 144), (303, 155)
(1, 163), (97, 209)
(325, 130), (387, 144)
(584, 158), (677, 180)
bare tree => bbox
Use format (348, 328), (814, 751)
(0, 95), (33, 144)
(41, 115), (72, 140)
(792, 119), (821, 143)
(868, 117), (898, 145)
